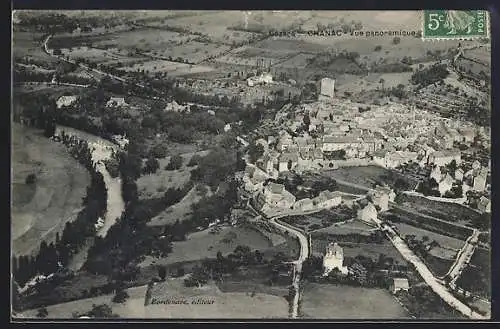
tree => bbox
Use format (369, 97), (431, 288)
(374, 45), (382, 52)
(25, 173), (37, 185)
(166, 154), (183, 170)
(151, 143), (168, 159)
(158, 266), (167, 281)
(394, 193), (404, 204)
(379, 78), (385, 91)
(446, 160), (458, 174)
(88, 304), (115, 318)
(143, 156), (159, 174)
(112, 289), (129, 303)
(37, 307), (48, 318)
(303, 113), (311, 128)
(43, 120), (56, 138)
(248, 142), (264, 164)
(393, 37), (401, 45)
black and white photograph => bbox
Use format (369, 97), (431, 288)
(11, 10), (491, 320)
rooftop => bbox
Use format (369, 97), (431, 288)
(266, 182), (285, 194)
(280, 152), (299, 162)
(393, 278), (409, 289)
(431, 150), (461, 158)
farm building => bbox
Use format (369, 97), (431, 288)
(390, 278), (410, 294)
(56, 95), (78, 109)
(164, 100), (189, 113)
(106, 97), (128, 108)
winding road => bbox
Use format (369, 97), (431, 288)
(382, 223), (487, 319)
(247, 201), (310, 318)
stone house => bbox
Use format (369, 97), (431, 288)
(357, 202), (378, 225)
(261, 182), (296, 209)
(473, 171), (487, 192)
(278, 152), (299, 172)
(455, 168), (464, 181)
(313, 191), (342, 209)
(295, 198), (314, 212)
(430, 166), (443, 183)
(438, 174), (455, 196)
(477, 196), (491, 213)
(427, 150), (461, 167)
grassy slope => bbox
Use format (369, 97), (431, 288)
(12, 124), (90, 257)
(300, 282), (410, 319)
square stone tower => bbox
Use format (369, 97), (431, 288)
(319, 78), (335, 99)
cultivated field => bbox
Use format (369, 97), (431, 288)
(397, 194), (482, 227)
(139, 226), (273, 267)
(336, 72), (413, 94)
(12, 124), (90, 257)
(312, 220), (375, 235)
(455, 247), (491, 299)
(323, 165), (419, 190)
(311, 238), (406, 264)
(393, 223), (465, 251)
(463, 47), (491, 65)
(255, 38), (329, 54)
(60, 46), (144, 64)
(300, 283), (410, 319)
(283, 207), (357, 232)
(13, 31), (60, 66)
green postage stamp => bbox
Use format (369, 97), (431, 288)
(423, 10), (489, 39)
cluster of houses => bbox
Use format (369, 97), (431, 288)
(250, 95), (488, 179)
(428, 154), (490, 200)
(252, 180), (346, 215)
(243, 159), (397, 225)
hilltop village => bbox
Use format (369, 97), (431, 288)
(242, 77), (491, 219)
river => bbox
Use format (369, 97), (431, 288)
(55, 125), (126, 269)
